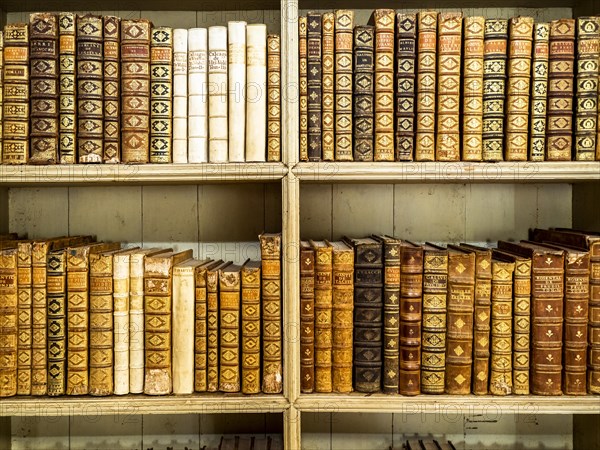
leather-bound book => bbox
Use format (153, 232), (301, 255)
(300, 241), (315, 393)
(321, 13), (335, 161)
(353, 25), (374, 161)
(399, 241), (423, 396)
(415, 11), (437, 161)
(492, 249), (532, 395)
(188, 28), (208, 163)
(16, 242), (32, 395)
(246, 24), (267, 162)
(370, 9), (395, 161)
(208, 26), (228, 162)
(0, 248), (18, 397)
(299, 16), (308, 161)
(462, 17), (485, 161)
(547, 19), (575, 161)
(172, 28), (188, 163)
(228, 21), (246, 162)
(2, 23), (29, 164)
(241, 260), (261, 394)
(310, 240), (333, 392)
(530, 23), (550, 161)
(445, 247), (475, 395)
(482, 19), (508, 161)
(334, 10), (354, 161)
(260, 232), (283, 393)
(150, 26), (173, 163)
(436, 12), (462, 161)
(421, 243), (448, 394)
(0, 32), (3, 157)
(207, 260), (231, 391)
(505, 16), (534, 161)
(121, 19), (152, 163)
(29, 13), (59, 164)
(47, 247), (69, 396)
(173, 259), (206, 395)
(307, 12), (322, 161)
(103, 16), (121, 163)
(143, 249), (193, 395)
(327, 241), (354, 393)
(344, 237), (383, 393)
(219, 263), (242, 392)
(372, 235), (400, 394)
(267, 34), (281, 162)
(395, 14), (416, 161)
(58, 13), (76, 164)
(489, 258), (515, 395)
(77, 15), (104, 163)
(575, 18), (600, 161)
(498, 240), (564, 395)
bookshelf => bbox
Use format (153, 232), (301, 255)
(0, 1), (599, 450)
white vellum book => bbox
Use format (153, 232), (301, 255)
(173, 28), (188, 163)
(228, 21), (247, 162)
(245, 24), (267, 162)
(188, 28), (208, 163)
(208, 26), (228, 163)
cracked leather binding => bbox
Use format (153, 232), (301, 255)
(353, 25), (374, 161)
(415, 11), (437, 161)
(395, 14), (416, 161)
(335, 11), (354, 161)
(462, 17), (485, 161)
(300, 242), (315, 393)
(530, 23), (550, 161)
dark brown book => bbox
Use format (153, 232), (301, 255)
(353, 25), (374, 161)
(300, 242), (315, 393)
(307, 12), (322, 162)
(395, 13), (416, 161)
(299, 16), (308, 161)
(311, 240), (332, 393)
(415, 11), (437, 161)
(103, 16), (121, 163)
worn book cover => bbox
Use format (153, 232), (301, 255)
(172, 28), (188, 163)
(307, 12), (322, 161)
(188, 28), (208, 163)
(415, 11), (437, 161)
(530, 23), (550, 161)
(103, 16), (121, 163)
(207, 260), (231, 391)
(228, 21), (246, 162)
(16, 242), (32, 395)
(395, 14), (416, 161)
(241, 260), (261, 394)
(245, 24), (267, 162)
(267, 34), (281, 162)
(299, 16), (309, 161)
(150, 26), (173, 163)
(462, 17), (485, 161)
(321, 13), (335, 161)
(208, 26), (228, 162)
(334, 11), (354, 161)
(300, 242), (315, 393)
(58, 13), (76, 163)
(219, 263), (243, 392)
(0, 248), (18, 397)
(353, 25), (374, 161)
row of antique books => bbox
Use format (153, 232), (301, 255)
(299, 10), (600, 162)
(0, 14), (281, 165)
(0, 233), (282, 397)
(300, 228), (600, 396)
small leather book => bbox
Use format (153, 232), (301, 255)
(462, 17), (485, 161)
(415, 11), (437, 161)
(219, 263), (243, 393)
(16, 242), (33, 395)
(58, 13), (76, 164)
(150, 26), (173, 163)
(307, 12), (322, 162)
(299, 16), (309, 162)
(267, 34), (281, 162)
(207, 260), (231, 391)
(334, 10), (354, 161)
(241, 260), (261, 394)
(343, 237), (383, 393)
(300, 242), (315, 393)
(498, 240), (564, 395)
(321, 13), (335, 161)
(0, 248), (18, 397)
(103, 16), (121, 163)
(395, 14), (416, 161)
(530, 23), (550, 161)
(353, 25), (374, 161)
(547, 19), (576, 161)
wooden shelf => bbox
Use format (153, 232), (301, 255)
(0, 163), (287, 186)
(0, 394), (290, 416)
(292, 162), (600, 183)
(295, 394), (600, 415)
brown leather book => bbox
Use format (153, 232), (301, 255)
(207, 260), (231, 392)
(0, 32), (3, 157)
(300, 242), (315, 393)
(327, 241), (354, 393)
(353, 25), (375, 161)
(31, 240), (51, 395)
(498, 240), (564, 395)
(193, 259), (217, 392)
(149, 26), (173, 163)
(445, 247), (475, 395)
(144, 249), (193, 395)
(16, 242), (32, 395)
(267, 34), (281, 162)
(530, 23), (550, 161)
(103, 16), (121, 163)
(334, 10), (354, 161)
(395, 13), (416, 161)
(58, 13), (76, 164)
(462, 17), (485, 161)
(241, 260), (261, 394)
(0, 248), (18, 397)
(299, 16), (308, 161)
(260, 232), (283, 394)
(307, 12), (322, 161)
(219, 263), (242, 392)
(321, 13), (335, 161)
(421, 243), (448, 394)
(415, 11), (437, 161)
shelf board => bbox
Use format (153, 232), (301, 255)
(0, 394), (290, 416)
(0, 163), (287, 186)
(295, 394), (600, 414)
(293, 162), (600, 183)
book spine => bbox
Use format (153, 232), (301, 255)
(334, 11), (354, 161)
(58, 13), (76, 164)
(415, 11), (437, 161)
(575, 18), (600, 161)
(0, 32), (3, 158)
(0, 250), (18, 397)
(246, 24), (267, 162)
(472, 250), (492, 395)
(113, 253), (130, 395)
(489, 260), (515, 395)
(172, 28), (188, 163)
(462, 17), (485, 161)
(206, 267), (220, 391)
(2, 24), (29, 164)
(589, 242), (600, 393)
(530, 23), (550, 161)
(421, 249), (448, 394)
(353, 26), (374, 161)
(382, 240), (400, 393)
(47, 250), (67, 396)
(77, 15), (104, 163)
(29, 13), (59, 164)
(129, 253), (145, 393)
(103, 16), (120, 163)
(121, 19), (151, 163)
(31, 242), (48, 395)
(505, 16), (534, 161)
(188, 28), (208, 163)
(399, 245), (423, 395)
(373, 9), (395, 161)
(89, 252), (114, 396)
(299, 17), (308, 161)
(547, 19), (575, 161)
(228, 21), (246, 162)
(16, 243), (32, 395)
(173, 266), (196, 394)
(241, 263), (261, 394)
(445, 252), (475, 394)
(194, 265), (209, 392)
(512, 258), (532, 395)
(219, 268), (241, 392)
(321, 13), (335, 161)
(395, 14), (416, 161)
(300, 245), (315, 393)
(267, 34), (281, 162)
(482, 19), (508, 161)
(260, 233), (283, 393)
(208, 26), (228, 162)
(150, 27), (174, 163)
(313, 244), (332, 392)
(307, 12), (322, 162)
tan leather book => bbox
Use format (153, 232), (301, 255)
(505, 16), (534, 161)
(0, 247), (18, 397)
(267, 34), (281, 162)
(207, 260), (231, 391)
(415, 11), (437, 161)
(310, 240), (333, 393)
(299, 16), (308, 161)
(261, 232), (283, 394)
(143, 249), (193, 395)
(31, 241), (50, 395)
(150, 26), (173, 163)
(58, 13), (76, 164)
(436, 12), (462, 161)
(16, 242), (32, 395)
(334, 10), (354, 161)
(462, 17), (485, 161)
(321, 13), (335, 161)
(103, 16), (121, 163)
(300, 242), (315, 393)
(218, 263), (242, 392)
(445, 247), (475, 395)
(530, 23), (550, 161)
(327, 241), (354, 393)
(194, 259), (218, 392)
(241, 260), (261, 394)
(0, 32), (3, 159)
